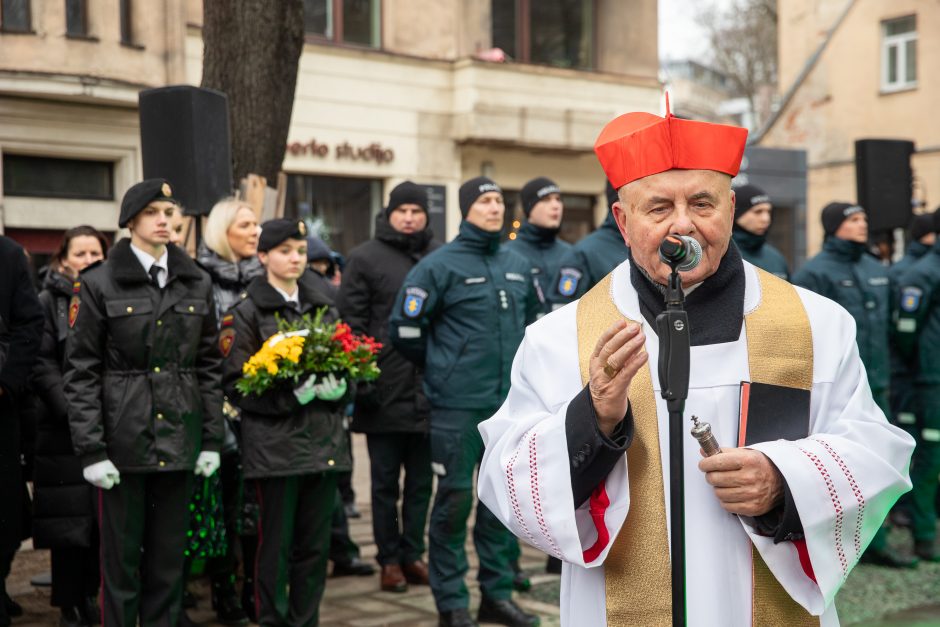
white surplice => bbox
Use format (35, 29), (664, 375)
(478, 260), (914, 626)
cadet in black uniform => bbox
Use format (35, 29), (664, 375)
(390, 177), (540, 627)
(64, 179), (224, 625)
(223, 219), (352, 626)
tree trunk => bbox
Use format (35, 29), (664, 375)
(201, 0), (304, 184)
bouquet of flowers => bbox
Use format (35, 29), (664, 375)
(235, 306), (382, 397)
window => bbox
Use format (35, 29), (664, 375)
(65, 0), (87, 37)
(284, 174), (382, 255)
(2, 154), (114, 200)
(1, 0), (31, 32)
(303, 0), (380, 48)
(882, 15), (916, 92)
(491, 0), (594, 70)
(119, 0), (133, 45)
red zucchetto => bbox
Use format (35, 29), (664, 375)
(594, 97), (748, 189)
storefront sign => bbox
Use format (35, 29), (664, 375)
(286, 139), (395, 164)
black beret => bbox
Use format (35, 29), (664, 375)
(821, 202), (865, 237)
(119, 178), (178, 228)
(385, 181), (428, 217)
(520, 177), (561, 217)
(733, 184), (772, 220)
(459, 176), (501, 217)
(258, 218), (308, 252)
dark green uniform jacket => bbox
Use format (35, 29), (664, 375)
(389, 220), (540, 410)
(732, 227), (790, 280)
(889, 240), (932, 425)
(792, 237), (891, 409)
(503, 221), (572, 313)
(890, 241), (931, 282)
(222, 276), (351, 479)
(550, 211), (628, 307)
(64, 239), (224, 472)
(895, 242), (940, 385)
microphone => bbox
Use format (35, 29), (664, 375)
(659, 235), (702, 272)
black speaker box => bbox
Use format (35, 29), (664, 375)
(855, 139), (914, 232)
(139, 85), (233, 217)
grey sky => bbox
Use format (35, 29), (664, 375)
(659, 0), (733, 62)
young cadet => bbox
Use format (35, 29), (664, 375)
(222, 219), (351, 626)
(64, 179), (224, 625)
(731, 183), (789, 279)
(390, 177), (540, 627)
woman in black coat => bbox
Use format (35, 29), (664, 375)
(31, 226), (108, 627)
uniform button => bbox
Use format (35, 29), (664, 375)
(126, 306), (133, 313)
(157, 320), (163, 326)
(153, 367), (161, 373)
(159, 460), (166, 467)
(571, 459), (580, 469)
(327, 459), (335, 466)
(188, 305), (195, 312)
(156, 413), (164, 420)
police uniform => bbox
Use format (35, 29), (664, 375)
(894, 239), (940, 561)
(551, 182), (628, 308)
(389, 178), (540, 626)
(503, 177), (572, 314)
(222, 219), (352, 626)
(731, 183), (789, 279)
(64, 179), (224, 625)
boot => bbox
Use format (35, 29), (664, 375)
(914, 539), (940, 562)
(477, 597), (540, 627)
(211, 577), (249, 626)
(380, 564), (407, 593)
(439, 608), (477, 627)
(331, 556), (375, 577)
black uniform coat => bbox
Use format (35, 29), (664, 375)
(0, 235), (43, 553)
(31, 270), (95, 548)
(337, 216), (439, 433)
(222, 275), (352, 479)
(64, 239), (224, 472)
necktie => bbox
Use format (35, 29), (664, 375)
(148, 265), (162, 289)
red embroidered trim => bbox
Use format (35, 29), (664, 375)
(800, 447), (848, 576)
(506, 430), (541, 551)
(529, 432), (561, 558)
(817, 438), (866, 557)
(582, 480), (611, 563)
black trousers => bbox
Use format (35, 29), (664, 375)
(98, 471), (192, 627)
(366, 432), (433, 566)
(254, 473), (336, 627)
(51, 531), (100, 607)
(328, 489), (360, 565)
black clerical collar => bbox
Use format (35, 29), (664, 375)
(629, 243), (745, 346)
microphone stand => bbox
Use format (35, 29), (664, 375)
(655, 264), (690, 627)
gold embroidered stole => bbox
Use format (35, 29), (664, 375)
(576, 268), (819, 626)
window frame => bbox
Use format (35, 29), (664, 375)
(881, 14), (917, 93)
(65, 0), (89, 39)
(304, 0), (382, 50)
(495, 0), (597, 71)
(0, 0), (32, 33)
(2, 153), (115, 201)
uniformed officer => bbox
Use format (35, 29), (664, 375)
(64, 179), (225, 625)
(222, 219), (352, 626)
(793, 202), (914, 567)
(390, 177), (540, 627)
(894, 231), (940, 562)
(731, 183), (789, 279)
(551, 182), (629, 308)
(504, 176), (571, 315)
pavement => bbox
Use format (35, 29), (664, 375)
(5, 433), (940, 626)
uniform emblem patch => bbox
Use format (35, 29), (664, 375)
(221, 313), (235, 328)
(901, 287), (923, 313)
(557, 268), (582, 297)
(403, 287), (428, 318)
(68, 295), (80, 328)
(218, 327), (236, 357)
(161, 182), (172, 197)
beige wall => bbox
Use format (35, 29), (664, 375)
(596, 0), (658, 80)
(761, 0), (939, 256)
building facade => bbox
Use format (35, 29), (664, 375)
(1, 0), (660, 261)
(755, 0), (939, 257)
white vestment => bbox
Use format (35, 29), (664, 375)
(478, 260), (914, 626)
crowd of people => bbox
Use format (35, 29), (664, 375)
(0, 104), (935, 627)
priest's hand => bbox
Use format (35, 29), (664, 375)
(698, 448), (784, 516)
(588, 320), (647, 437)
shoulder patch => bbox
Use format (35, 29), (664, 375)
(900, 286), (923, 313)
(221, 313), (235, 328)
(218, 326), (236, 357)
(68, 295), (80, 328)
(557, 267), (582, 297)
(403, 287), (428, 318)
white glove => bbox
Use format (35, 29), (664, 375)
(194, 451), (221, 477)
(83, 459), (121, 490)
(313, 373), (348, 402)
(267, 329), (310, 347)
(293, 373), (318, 406)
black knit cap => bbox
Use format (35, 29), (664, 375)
(910, 212), (936, 241)
(459, 176), (501, 218)
(821, 202), (865, 237)
(520, 177), (561, 217)
(385, 181), (428, 218)
(733, 184), (772, 220)
(258, 218), (308, 252)
(119, 178), (178, 228)
(605, 180), (619, 210)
